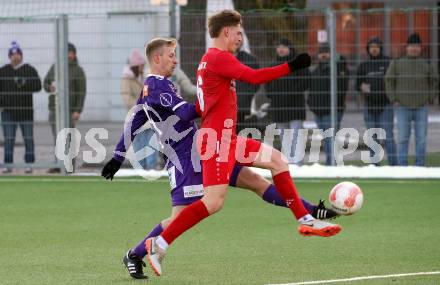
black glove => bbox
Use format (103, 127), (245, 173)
(101, 158), (122, 180)
(288, 53), (311, 72)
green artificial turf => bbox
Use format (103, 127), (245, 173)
(0, 177), (439, 285)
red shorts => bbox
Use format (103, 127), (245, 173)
(198, 135), (261, 187)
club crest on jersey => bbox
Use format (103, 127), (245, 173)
(142, 85), (149, 98)
(160, 93), (173, 107)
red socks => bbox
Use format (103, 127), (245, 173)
(160, 172), (306, 245)
(161, 200), (210, 245)
(272, 171), (308, 219)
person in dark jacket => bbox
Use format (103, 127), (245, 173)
(44, 42), (86, 173)
(234, 41), (260, 133)
(0, 41), (41, 173)
(385, 33), (438, 166)
(356, 36), (396, 166)
(307, 43), (349, 165)
(266, 38), (309, 164)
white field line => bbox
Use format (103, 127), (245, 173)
(267, 271), (440, 285)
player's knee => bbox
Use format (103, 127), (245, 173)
(247, 171), (266, 189)
(252, 171), (267, 184)
(208, 199), (225, 214)
(202, 196), (226, 214)
(161, 217), (172, 229)
(270, 149), (289, 172)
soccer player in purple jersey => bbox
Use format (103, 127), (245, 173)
(101, 38), (337, 279)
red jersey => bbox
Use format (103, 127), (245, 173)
(196, 47), (290, 138)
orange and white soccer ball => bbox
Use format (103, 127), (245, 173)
(329, 181), (364, 215)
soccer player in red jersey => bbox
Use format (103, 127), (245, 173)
(146, 10), (341, 276)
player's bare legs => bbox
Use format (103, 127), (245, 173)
(140, 166), (335, 251)
(146, 196), (211, 276)
(145, 141), (340, 276)
(160, 205), (185, 228)
(200, 184), (228, 213)
(147, 185), (227, 276)
(135, 167), (334, 265)
(235, 167), (271, 196)
(252, 143), (341, 237)
(145, 168), (338, 276)
(251, 142), (289, 175)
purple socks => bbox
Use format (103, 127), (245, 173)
(131, 223), (163, 258)
(262, 184), (316, 214)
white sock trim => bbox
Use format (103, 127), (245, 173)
(156, 236), (169, 251)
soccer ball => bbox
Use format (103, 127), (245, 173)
(329, 181), (364, 215)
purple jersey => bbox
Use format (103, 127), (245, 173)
(141, 74), (198, 161)
(113, 74), (198, 165)
(112, 74), (245, 206)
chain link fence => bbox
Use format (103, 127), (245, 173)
(1, 4), (440, 174)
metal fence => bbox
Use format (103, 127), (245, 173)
(1, 6), (440, 174)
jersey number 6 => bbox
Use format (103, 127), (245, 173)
(196, 75), (204, 112)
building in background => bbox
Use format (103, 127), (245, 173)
(0, 0), (172, 122)
(307, 0), (438, 63)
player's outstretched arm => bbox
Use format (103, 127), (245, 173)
(113, 97), (149, 161)
(103, 98), (149, 180)
(216, 52), (311, 85)
(102, 115), (141, 180)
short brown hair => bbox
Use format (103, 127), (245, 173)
(145, 37), (177, 62)
(208, 10), (242, 38)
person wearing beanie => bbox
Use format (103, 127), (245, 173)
(68, 42), (76, 54)
(266, 37), (309, 164)
(120, 48), (158, 170)
(121, 49), (146, 109)
(356, 36), (396, 166)
(43, 42), (86, 173)
(8, 41), (23, 57)
(307, 42), (349, 165)
(407, 33), (421, 45)
(385, 32), (438, 166)
(0, 41), (42, 173)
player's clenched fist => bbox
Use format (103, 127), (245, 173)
(288, 53), (311, 72)
(101, 158), (122, 180)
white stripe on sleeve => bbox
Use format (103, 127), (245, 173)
(172, 101), (186, 111)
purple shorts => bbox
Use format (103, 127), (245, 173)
(167, 157), (243, 206)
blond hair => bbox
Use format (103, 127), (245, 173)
(145, 37), (177, 62)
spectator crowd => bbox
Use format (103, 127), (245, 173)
(0, 32), (438, 173)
